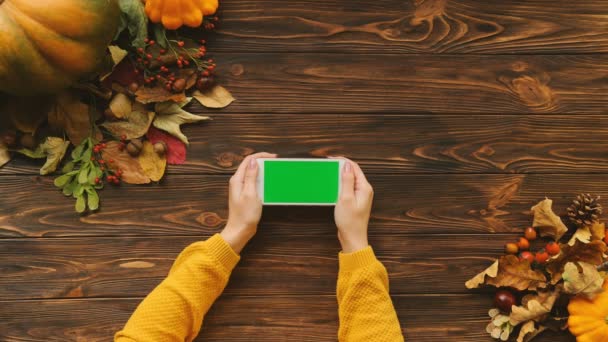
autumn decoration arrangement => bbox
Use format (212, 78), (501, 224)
(0, 0), (234, 213)
(466, 194), (608, 342)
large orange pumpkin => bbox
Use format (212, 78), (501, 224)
(0, 0), (120, 95)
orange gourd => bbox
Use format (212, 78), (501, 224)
(0, 0), (120, 95)
(145, 0), (218, 30)
(568, 279), (608, 342)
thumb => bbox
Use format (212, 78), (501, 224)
(340, 161), (355, 199)
(243, 157), (258, 195)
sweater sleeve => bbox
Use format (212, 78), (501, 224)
(115, 234), (240, 342)
(337, 246), (404, 342)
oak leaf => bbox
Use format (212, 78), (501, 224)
(531, 198), (568, 241)
(193, 86), (235, 108)
(101, 141), (150, 184)
(563, 262), (605, 299)
(0, 144), (9, 168)
(509, 286), (561, 326)
(146, 127), (186, 165)
(568, 226), (592, 246)
(153, 99), (210, 145)
(138, 141), (166, 182)
(39, 137), (70, 175)
(48, 92), (92, 145)
(466, 255), (547, 291)
(546, 240), (607, 284)
(589, 222), (606, 241)
(102, 103), (154, 140)
(516, 321), (546, 342)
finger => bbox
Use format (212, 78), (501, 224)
(340, 161), (355, 199)
(232, 153), (277, 185)
(250, 152), (278, 159)
(243, 156), (259, 195)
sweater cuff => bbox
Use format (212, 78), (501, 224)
(339, 246), (378, 272)
(206, 234), (241, 271)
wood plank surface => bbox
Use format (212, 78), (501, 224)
(212, 0), (608, 54)
(1, 173), (603, 238)
(3, 114), (608, 175)
(209, 54), (607, 114)
(0, 296), (574, 342)
(0, 234), (521, 299)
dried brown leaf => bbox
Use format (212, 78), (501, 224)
(563, 262), (605, 299)
(48, 92), (91, 145)
(531, 198), (568, 241)
(39, 137), (69, 175)
(466, 255), (547, 291)
(101, 141), (150, 184)
(568, 226), (592, 246)
(135, 85), (186, 104)
(8, 96), (53, 134)
(509, 286), (561, 326)
(0, 143), (10, 168)
(589, 222), (606, 241)
(546, 240), (607, 284)
(193, 86), (235, 108)
(108, 93), (132, 119)
(101, 105), (154, 140)
(138, 141), (166, 182)
(153, 99), (209, 145)
(516, 321), (547, 342)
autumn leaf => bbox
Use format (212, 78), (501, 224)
(546, 240), (607, 284)
(531, 198), (568, 241)
(193, 86), (235, 108)
(39, 137), (70, 175)
(100, 46), (129, 81)
(153, 98), (210, 145)
(589, 222), (606, 241)
(568, 226), (592, 246)
(7, 95), (53, 134)
(516, 321), (546, 342)
(563, 262), (605, 299)
(146, 127), (187, 165)
(509, 286), (561, 326)
(466, 255), (547, 291)
(102, 103), (154, 140)
(138, 141), (166, 182)
(101, 141), (150, 184)
(108, 93), (132, 119)
(0, 143), (10, 168)
(48, 92), (92, 145)
(135, 85), (187, 104)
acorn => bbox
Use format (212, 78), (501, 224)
(126, 139), (143, 157)
(196, 75), (215, 91)
(19, 134), (36, 149)
(127, 82), (140, 94)
(171, 78), (186, 93)
(153, 141), (167, 156)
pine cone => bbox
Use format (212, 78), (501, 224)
(566, 193), (602, 227)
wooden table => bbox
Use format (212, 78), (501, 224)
(1, 0), (606, 340)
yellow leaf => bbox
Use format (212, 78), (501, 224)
(102, 105), (154, 140)
(516, 321), (546, 342)
(563, 262), (605, 299)
(466, 255), (547, 291)
(138, 141), (166, 182)
(465, 260), (498, 289)
(509, 287), (561, 326)
(39, 137), (69, 175)
(0, 143), (10, 168)
(589, 222), (606, 241)
(101, 141), (150, 184)
(108, 93), (132, 119)
(153, 98), (209, 145)
(193, 86), (235, 109)
(568, 226), (592, 246)
(531, 198), (568, 241)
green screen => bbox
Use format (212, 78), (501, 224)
(264, 160), (339, 204)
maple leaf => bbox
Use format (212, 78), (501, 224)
(48, 92), (92, 145)
(562, 262), (605, 299)
(39, 137), (70, 175)
(531, 198), (568, 241)
(138, 141), (166, 182)
(509, 286), (561, 326)
(516, 321), (546, 342)
(146, 127), (186, 165)
(153, 98), (210, 145)
(465, 255), (547, 291)
(193, 86), (235, 109)
(102, 102), (154, 140)
(546, 240), (607, 284)
(101, 141), (150, 184)
(0, 143), (9, 168)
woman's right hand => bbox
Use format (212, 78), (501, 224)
(333, 158), (374, 253)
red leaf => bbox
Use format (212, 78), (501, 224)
(146, 127), (187, 165)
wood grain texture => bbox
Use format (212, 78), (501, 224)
(212, 0), (608, 54)
(1, 173), (604, 238)
(3, 114), (608, 175)
(0, 296), (575, 342)
(0, 233), (528, 299)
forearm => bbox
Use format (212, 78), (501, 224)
(115, 234), (240, 342)
(337, 247), (404, 342)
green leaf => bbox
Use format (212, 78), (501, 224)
(78, 165), (90, 184)
(88, 167), (98, 184)
(74, 184), (85, 198)
(63, 181), (78, 196)
(153, 24), (168, 48)
(71, 144), (84, 160)
(54, 174), (73, 188)
(62, 161), (75, 173)
(117, 0), (148, 49)
(75, 195), (86, 213)
(16, 146), (45, 159)
(86, 188), (100, 211)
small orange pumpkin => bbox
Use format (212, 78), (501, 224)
(145, 0), (218, 30)
(568, 279), (608, 342)
(0, 0), (120, 95)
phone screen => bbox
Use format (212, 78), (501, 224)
(262, 160), (340, 205)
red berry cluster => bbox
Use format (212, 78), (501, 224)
(92, 142), (122, 186)
(504, 227), (561, 265)
(203, 16), (220, 30)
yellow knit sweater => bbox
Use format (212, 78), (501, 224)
(115, 234), (404, 341)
